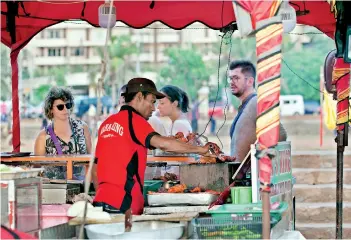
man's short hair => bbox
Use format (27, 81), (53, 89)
(229, 60), (256, 88)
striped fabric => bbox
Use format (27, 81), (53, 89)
(332, 58), (350, 129)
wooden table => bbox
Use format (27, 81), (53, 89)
(0, 155), (92, 180)
(0, 155), (195, 180)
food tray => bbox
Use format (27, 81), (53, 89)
(147, 193), (218, 206)
(85, 221), (185, 239)
(0, 168), (44, 180)
(153, 149), (197, 157)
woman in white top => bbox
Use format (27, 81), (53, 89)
(157, 85), (192, 177)
(157, 85), (192, 137)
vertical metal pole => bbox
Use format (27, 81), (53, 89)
(262, 191), (271, 239)
(336, 124), (346, 239)
(320, 66), (324, 147)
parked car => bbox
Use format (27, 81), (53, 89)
(76, 96), (112, 118)
(304, 100), (321, 115)
(280, 95), (305, 116)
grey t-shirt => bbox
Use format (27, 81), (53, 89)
(230, 95), (287, 161)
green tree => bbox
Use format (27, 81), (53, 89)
(49, 67), (66, 86)
(32, 84), (51, 104)
(281, 33), (335, 101)
(159, 46), (210, 98)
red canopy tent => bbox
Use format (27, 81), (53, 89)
(0, 0), (336, 152)
(1, 0), (343, 238)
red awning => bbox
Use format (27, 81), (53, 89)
(1, 1), (335, 50)
(0, 0), (336, 152)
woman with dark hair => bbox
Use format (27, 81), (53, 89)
(34, 86), (92, 180)
(157, 85), (192, 137)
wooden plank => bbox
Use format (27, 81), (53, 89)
(0, 155), (92, 162)
(179, 163), (236, 192)
(69, 212), (199, 226)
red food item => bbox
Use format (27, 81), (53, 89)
(205, 142), (222, 155)
(190, 187), (201, 193)
(205, 190), (221, 195)
(168, 184), (187, 193)
(175, 132), (184, 139)
(187, 133), (197, 141)
(199, 156), (217, 164)
(217, 155), (236, 162)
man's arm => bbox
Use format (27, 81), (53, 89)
(150, 135), (212, 156)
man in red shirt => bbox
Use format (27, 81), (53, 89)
(92, 78), (213, 228)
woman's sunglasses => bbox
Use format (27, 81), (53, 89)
(55, 102), (73, 111)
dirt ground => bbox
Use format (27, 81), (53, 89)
(0, 115), (340, 153)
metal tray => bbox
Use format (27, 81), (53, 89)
(147, 193), (218, 206)
(85, 221), (185, 239)
(153, 149), (197, 157)
(0, 168), (44, 180)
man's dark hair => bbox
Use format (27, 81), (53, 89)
(124, 91), (150, 103)
(229, 60), (256, 88)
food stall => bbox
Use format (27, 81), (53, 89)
(0, 0), (347, 239)
(0, 138), (294, 239)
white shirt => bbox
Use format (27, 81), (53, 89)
(165, 118), (192, 137)
(148, 115), (167, 136)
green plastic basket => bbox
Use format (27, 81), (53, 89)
(193, 216), (278, 239)
(206, 202), (288, 221)
(143, 180), (164, 205)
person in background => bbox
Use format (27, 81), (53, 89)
(34, 87), (92, 180)
(41, 116), (48, 130)
(148, 110), (167, 136)
(157, 85), (192, 137)
(92, 78), (215, 230)
(208, 107), (217, 136)
(113, 84), (127, 114)
(190, 97), (201, 133)
(229, 60), (287, 162)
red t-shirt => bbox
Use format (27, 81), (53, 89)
(93, 105), (158, 215)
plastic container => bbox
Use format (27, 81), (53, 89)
(231, 187), (252, 204)
(193, 216), (279, 239)
(206, 202), (288, 221)
(143, 180), (164, 205)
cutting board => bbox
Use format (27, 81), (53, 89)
(69, 212), (199, 226)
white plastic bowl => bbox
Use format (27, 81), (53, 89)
(85, 221), (185, 239)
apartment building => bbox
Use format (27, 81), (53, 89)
(23, 21), (220, 76)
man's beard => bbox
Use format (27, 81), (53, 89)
(232, 89), (244, 98)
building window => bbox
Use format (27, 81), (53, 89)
(48, 30), (61, 39)
(48, 48), (62, 57)
(71, 47), (85, 56)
